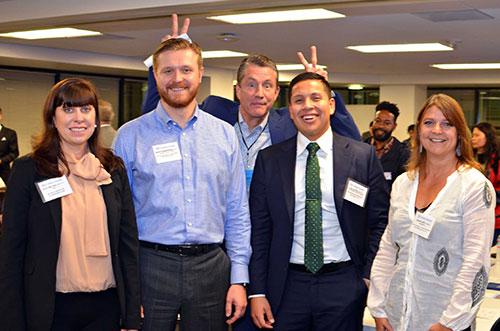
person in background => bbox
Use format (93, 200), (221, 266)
(99, 100), (117, 148)
(403, 123), (416, 150)
(471, 122), (500, 245)
(0, 106), (19, 186)
(365, 101), (410, 190)
(368, 94), (494, 331)
(0, 78), (140, 331)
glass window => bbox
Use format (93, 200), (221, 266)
(427, 88), (476, 126)
(122, 79), (148, 125)
(478, 90), (500, 134)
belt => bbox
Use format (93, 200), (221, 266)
(289, 261), (353, 274)
(140, 240), (220, 256)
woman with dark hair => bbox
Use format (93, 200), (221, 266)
(472, 122), (500, 244)
(367, 94), (494, 331)
(0, 78), (140, 330)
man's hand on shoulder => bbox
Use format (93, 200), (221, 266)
(225, 284), (247, 325)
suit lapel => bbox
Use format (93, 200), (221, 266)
(48, 198), (62, 245)
(101, 182), (118, 251)
(332, 134), (353, 217)
(269, 109), (284, 144)
(277, 137), (297, 224)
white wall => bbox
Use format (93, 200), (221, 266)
(345, 104), (374, 137)
(203, 67), (235, 100)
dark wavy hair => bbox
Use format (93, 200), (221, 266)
(472, 122), (499, 173)
(32, 78), (123, 177)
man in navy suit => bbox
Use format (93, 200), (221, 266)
(0, 107), (19, 186)
(249, 72), (389, 330)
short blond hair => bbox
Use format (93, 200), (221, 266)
(153, 38), (203, 72)
(99, 100), (114, 123)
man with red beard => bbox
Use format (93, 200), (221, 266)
(365, 101), (410, 190)
(114, 38), (251, 331)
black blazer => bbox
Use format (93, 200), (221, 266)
(248, 133), (389, 312)
(0, 126), (19, 184)
(0, 156), (141, 330)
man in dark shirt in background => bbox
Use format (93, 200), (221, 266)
(365, 101), (409, 190)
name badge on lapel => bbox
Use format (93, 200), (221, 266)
(152, 142), (182, 164)
(35, 176), (73, 203)
(384, 172), (392, 180)
(410, 212), (436, 239)
(343, 178), (369, 207)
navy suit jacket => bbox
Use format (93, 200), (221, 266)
(248, 133), (389, 313)
(142, 67), (361, 142)
(0, 125), (19, 185)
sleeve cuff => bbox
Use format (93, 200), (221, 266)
(230, 263), (249, 284)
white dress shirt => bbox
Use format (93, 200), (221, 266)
(289, 129), (351, 264)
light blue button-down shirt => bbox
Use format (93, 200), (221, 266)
(233, 112), (271, 170)
(113, 102), (251, 283)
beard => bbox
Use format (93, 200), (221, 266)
(373, 128), (393, 142)
(159, 83), (199, 108)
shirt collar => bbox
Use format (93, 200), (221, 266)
(154, 101), (200, 128)
(237, 111), (269, 134)
(297, 128), (333, 157)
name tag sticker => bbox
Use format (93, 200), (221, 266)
(410, 212), (436, 239)
(384, 172), (392, 180)
(152, 142), (181, 164)
(343, 178), (369, 207)
(35, 176), (73, 203)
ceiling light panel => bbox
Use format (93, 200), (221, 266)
(202, 50), (248, 58)
(0, 28), (102, 40)
(347, 43), (453, 53)
(432, 63), (500, 70)
(207, 9), (345, 24)
(276, 64), (327, 71)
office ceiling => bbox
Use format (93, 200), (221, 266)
(1, 0), (500, 85)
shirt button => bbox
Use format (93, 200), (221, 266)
(182, 132), (186, 136)
(186, 175), (190, 180)
(187, 198), (192, 203)
(184, 153), (188, 157)
(188, 223), (192, 227)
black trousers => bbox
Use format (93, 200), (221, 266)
(273, 264), (367, 331)
(51, 288), (120, 331)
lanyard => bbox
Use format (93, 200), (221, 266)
(237, 120), (269, 156)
